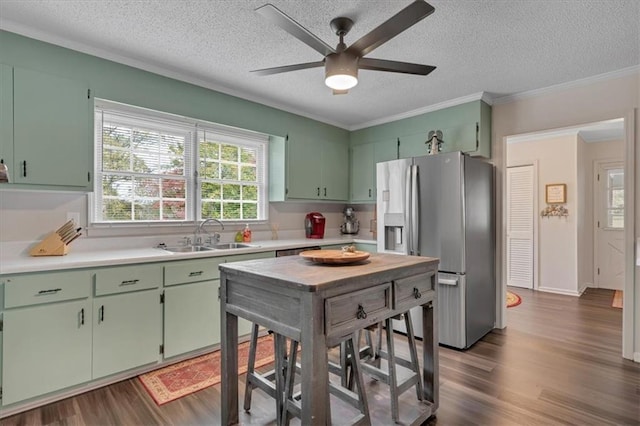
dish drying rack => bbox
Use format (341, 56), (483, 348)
(30, 220), (82, 256)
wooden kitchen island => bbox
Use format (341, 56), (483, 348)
(220, 253), (439, 425)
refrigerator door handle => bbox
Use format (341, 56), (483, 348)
(405, 165), (412, 255)
(439, 278), (459, 286)
(411, 164), (419, 256)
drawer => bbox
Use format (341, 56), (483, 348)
(94, 264), (162, 296)
(325, 283), (392, 340)
(224, 251), (275, 263)
(393, 272), (436, 312)
(164, 258), (225, 286)
(4, 270), (91, 308)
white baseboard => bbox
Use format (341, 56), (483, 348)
(536, 286), (582, 297)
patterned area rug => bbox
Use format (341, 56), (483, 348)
(612, 290), (623, 308)
(506, 291), (521, 308)
(139, 334), (275, 405)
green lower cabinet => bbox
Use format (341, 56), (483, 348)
(92, 290), (161, 379)
(2, 300), (92, 405)
(355, 243), (377, 253)
(163, 280), (220, 358)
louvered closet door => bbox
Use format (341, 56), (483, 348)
(507, 165), (534, 289)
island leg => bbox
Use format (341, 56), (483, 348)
(221, 275), (239, 425)
(422, 299), (439, 412)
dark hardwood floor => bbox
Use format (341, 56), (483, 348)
(2, 288), (639, 425)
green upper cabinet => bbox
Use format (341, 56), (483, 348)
(351, 99), (492, 161)
(0, 63), (13, 179)
(9, 66), (91, 188)
(275, 132), (349, 201)
(349, 139), (396, 203)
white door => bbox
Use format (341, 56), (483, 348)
(506, 165), (535, 289)
(594, 162), (625, 290)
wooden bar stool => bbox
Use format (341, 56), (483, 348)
(282, 333), (371, 426)
(243, 324), (292, 425)
(358, 313), (423, 423)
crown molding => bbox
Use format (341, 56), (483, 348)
(492, 65), (640, 105)
(348, 92), (492, 131)
(0, 20), (351, 130)
(506, 118), (624, 144)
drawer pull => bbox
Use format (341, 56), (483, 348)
(99, 305), (105, 322)
(80, 308), (85, 325)
(38, 288), (62, 295)
(413, 287), (422, 299)
(120, 279), (140, 286)
(188, 271), (203, 277)
(356, 304), (367, 320)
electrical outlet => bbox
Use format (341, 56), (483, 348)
(67, 212), (81, 226)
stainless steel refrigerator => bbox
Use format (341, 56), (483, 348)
(376, 151), (495, 349)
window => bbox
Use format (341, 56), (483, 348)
(605, 168), (624, 228)
(93, 100), (268, 225)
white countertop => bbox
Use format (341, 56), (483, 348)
(0, 236), (377, 275)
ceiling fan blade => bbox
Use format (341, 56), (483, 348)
(256, 4), (335, 57)
(251, 61), (325, 76)
(333, 89), (349, 95)
(346, 0), (435, 57)
(359, 58), (435, 75)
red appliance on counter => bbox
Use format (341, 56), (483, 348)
(305, 212), (325, 239)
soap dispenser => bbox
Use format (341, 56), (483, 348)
(242, 224), (252, 243)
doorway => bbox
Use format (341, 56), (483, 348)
(594, 161), (625, 290)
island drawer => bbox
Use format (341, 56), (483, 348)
(94, 264), (162, 296)
(393, 271), (436, 311)
(325, 282), (392, 339)
(164, 258), (225, 286)
(4, 270), (91, 308)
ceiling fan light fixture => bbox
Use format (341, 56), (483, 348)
(325, 53), (358, 90)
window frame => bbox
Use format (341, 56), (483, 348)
(91, 99), (269, 231)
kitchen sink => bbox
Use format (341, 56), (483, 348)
(211, 243), (257, 250)
(159, 245), (216, 253)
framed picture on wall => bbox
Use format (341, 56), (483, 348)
(545, 183), (566, 204)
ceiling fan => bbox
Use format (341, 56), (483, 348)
(252, 0), (436, 94)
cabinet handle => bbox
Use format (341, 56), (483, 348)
(38, 288), (62, 295)
(188, 271), (203, 277)
(99, 305), (105, 322)
(369, 188), (372, 198)
(356, 304), (367, 320)
(80, 308), (85, 325)
(120, 279), (140, 286)
(317, 187), (320, 196)
(324, 187), (327, 197)
(413, 287), (422, 299)
(22, 160), (27, 177)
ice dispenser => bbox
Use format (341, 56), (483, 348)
(383, 213), (406, 253)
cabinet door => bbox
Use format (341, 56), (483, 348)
(13, 67), (90, 187)
(0, 64), (13, 178)
(321, 141), (348, 200)
(2, 300), (92, 405)
(92, 290), (160, 379)
(286, 135), (321, 199)
(164, 280), (220, 358)
(350, 143), (374, 202)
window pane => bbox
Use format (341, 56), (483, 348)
(103, 198), (132, 221)
(221, 144), (238, 161)
(163, 200), (186, 220)
(222, 183), (241, 200)
(242, 203), (257, 219)
(223, 202), (241, 219)
(103, 125), (130, 148)
(202, 201), (221, 219)
(241, 165), (256, 182)
(610, 189), (624, 209)
(200, 161), (219, 179)
(242, 185), (257, 201)
(608, 169), (623, 188)
(241, 148), (256, 164)
(202, 182), (221, 199)
(134, 201), (159, 221)
(163, 178), (186, 198)
(221, 163), (238, 180)
(135, 177), (160, 197)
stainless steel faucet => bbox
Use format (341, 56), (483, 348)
(195, 218), (225, 245)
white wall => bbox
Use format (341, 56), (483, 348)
(492, 69), (639, 361)
(507, 134), (578, 295)
(576, 135), (589, 293)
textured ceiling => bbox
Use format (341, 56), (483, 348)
(0, 0), (638, 130)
